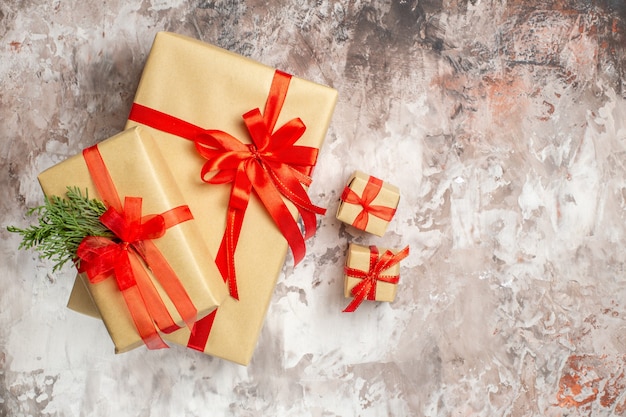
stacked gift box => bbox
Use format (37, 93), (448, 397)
(17, 32), (411, 366)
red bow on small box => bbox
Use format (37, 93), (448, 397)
(76, 146), (197, 349)
(341, 175), (397, 230)
(343, 245), (410, 312)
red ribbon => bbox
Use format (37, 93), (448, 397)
(343, 245), (409, 312)
(128, 70), (326, 301)
(341, 175), (396, 230)
(76, 145), (197, 349)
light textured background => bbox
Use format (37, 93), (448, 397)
(2, 0), (626, 416)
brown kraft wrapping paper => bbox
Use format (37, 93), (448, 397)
(67, 32), (338, 365)
(40, 127), (228, 353)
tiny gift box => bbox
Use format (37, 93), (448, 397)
(67, 32), (338, 365)
(343, 243), (409, 312)
(39, 127), (228, 352)
(336, 171), (400, 236)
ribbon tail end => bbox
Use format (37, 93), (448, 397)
(143, 334), (169, 350)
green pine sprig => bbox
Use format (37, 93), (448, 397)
(7, 186), (115, 272)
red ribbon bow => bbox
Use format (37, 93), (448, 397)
(343, 245), (410, 312)
(76, 145), (197, 349)
(341, 175), (396, 230)
(128, 70), (326, 300)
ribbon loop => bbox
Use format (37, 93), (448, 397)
(343, 245), (409, 313)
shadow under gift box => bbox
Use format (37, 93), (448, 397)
(39, 126), (228, 353)
(67, 32), (338, 365)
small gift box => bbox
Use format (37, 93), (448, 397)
(67, 32), (338, 365)
(38, 127), (228, 352)
(343, 243), (409, 312)
(336, 171), (400, 236)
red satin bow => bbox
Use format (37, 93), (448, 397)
(341, 175), (396, 230)
(128, 70), (326, 300)
(76, 145), (197, 349)
(343, 245), (410, 312)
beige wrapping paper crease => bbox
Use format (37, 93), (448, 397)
(343, 243), (400, 303)
(336, 171), (400, 237)
(67, 32), (338, 365)
(39, 127), (228, 353)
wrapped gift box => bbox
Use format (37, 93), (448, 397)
(39, 127), (228, 352)
(336, 171), (400, 236)
(68, 32), (337, 365)
(343, 243), (409, 312)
